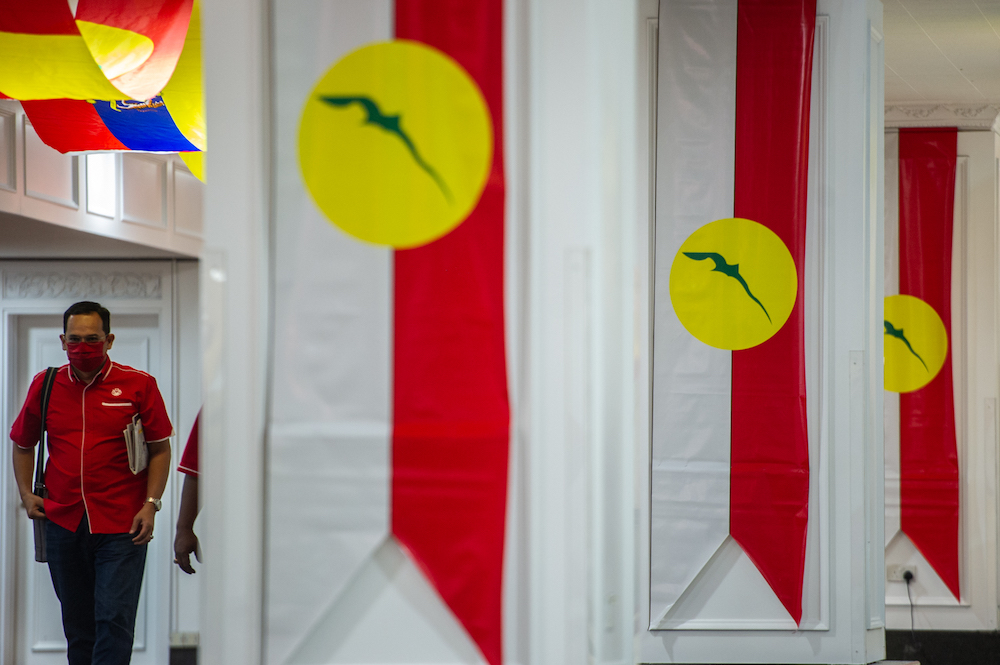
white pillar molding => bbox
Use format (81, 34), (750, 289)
(199, 0), (271, 663)
(525, 1), (640, 663)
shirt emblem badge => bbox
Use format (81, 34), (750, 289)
(111, 388), (122, 397)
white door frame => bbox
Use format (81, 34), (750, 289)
(0, 259), (184, 665)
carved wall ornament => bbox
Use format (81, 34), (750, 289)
(3, 272), (162, 300)
(889, 104), (941, 119)
(885, 103), (1000, 129)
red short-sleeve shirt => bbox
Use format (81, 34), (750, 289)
(178, 412), (199, 477)
(10, 359), (173, 534)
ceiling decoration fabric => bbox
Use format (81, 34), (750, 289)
(75, 0), (194, 102)
(0, 0), (191, 101)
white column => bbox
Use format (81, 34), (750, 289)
(526, 0), (640, 663)
(199, 0), (270, 663)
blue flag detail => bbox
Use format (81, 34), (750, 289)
(93, 97), (199, 152)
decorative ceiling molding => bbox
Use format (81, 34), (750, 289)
(885, 103), (1000, 130)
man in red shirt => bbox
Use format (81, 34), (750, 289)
(174, 412), (200, 574)
(11, 301), (172, 665)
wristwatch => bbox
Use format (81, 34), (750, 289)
(145, 497), (162, 512)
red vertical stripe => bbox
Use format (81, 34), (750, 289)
(392, 3), (508, 665)
(22, 100), (129, 152)
(898, 128), (959, 600)
(0, 0), (79, 34)
(730, 0), (815, 624)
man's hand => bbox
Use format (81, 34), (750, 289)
(130, 502), (157, 545)
(20, 491), (45, 520)
(12, 445), (44, 520)
(174, 526), (201, 574)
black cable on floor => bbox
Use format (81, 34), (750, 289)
(903, 571), (933, 665)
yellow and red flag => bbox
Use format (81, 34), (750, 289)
(0, 0), (192, 101)
(75, 0), (193, 102)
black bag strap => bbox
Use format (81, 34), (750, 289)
(33, 367), (59, 491)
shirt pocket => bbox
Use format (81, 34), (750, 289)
(100, 401), (137, 432)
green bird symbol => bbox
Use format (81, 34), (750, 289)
(884, 320), (928, 372)
(318, 95), (453, 203)
(683, 252), (771, 323)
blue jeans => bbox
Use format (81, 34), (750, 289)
(46, 514), (147, 665)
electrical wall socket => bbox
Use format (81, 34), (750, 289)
(169, 631), (200, 647)
(886, 564), (917, 582)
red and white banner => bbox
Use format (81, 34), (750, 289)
(884, 128), (960, 600)
(650, 0), (815, 628)
(392, 4), (508, 663)
(267, 1), (507, 663)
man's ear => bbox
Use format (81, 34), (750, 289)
(105, 333), (115, 350)
(60, 334), (67, 351)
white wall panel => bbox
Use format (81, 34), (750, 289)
(24, 123), (77, 210)
(123, 154), (167, 228)
(0, 108), (14, 192)
(173, 167), (203, 238)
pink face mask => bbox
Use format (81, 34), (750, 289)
(66, 341), (106, 373)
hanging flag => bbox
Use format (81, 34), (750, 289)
(21, 99), (128, 152)
(16, 2), (206, 179)
(22, 96), (198, 153)
(729, 0), (814, 623)
(0, 0), (122, 100)
(0, 0), (191, 101)
(886, 128), (960, 600)
(75, 0), (194, 102)
(161, 0), (206, 180)
(93, 96), (198, 151)
(650, 0), (815, 627)
(392, 4), (507, 664)
(266, 1), (506, 663)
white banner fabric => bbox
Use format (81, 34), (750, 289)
(649, 0), (737, 625)
(266, 2), (393, 663)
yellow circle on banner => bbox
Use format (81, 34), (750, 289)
(669, 218), (798, 350)
(298, 40), (493, 249)
(884, 294), (948, 393)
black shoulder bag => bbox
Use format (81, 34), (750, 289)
(33, 367), (59, 563)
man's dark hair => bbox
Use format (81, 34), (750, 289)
(63, 301), (111, 335)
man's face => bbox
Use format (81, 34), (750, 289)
(61, 313), (114, 352)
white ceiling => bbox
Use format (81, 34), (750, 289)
(884, 0), (1000, 104)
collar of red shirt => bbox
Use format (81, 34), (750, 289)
(65, 356), (113, 385)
